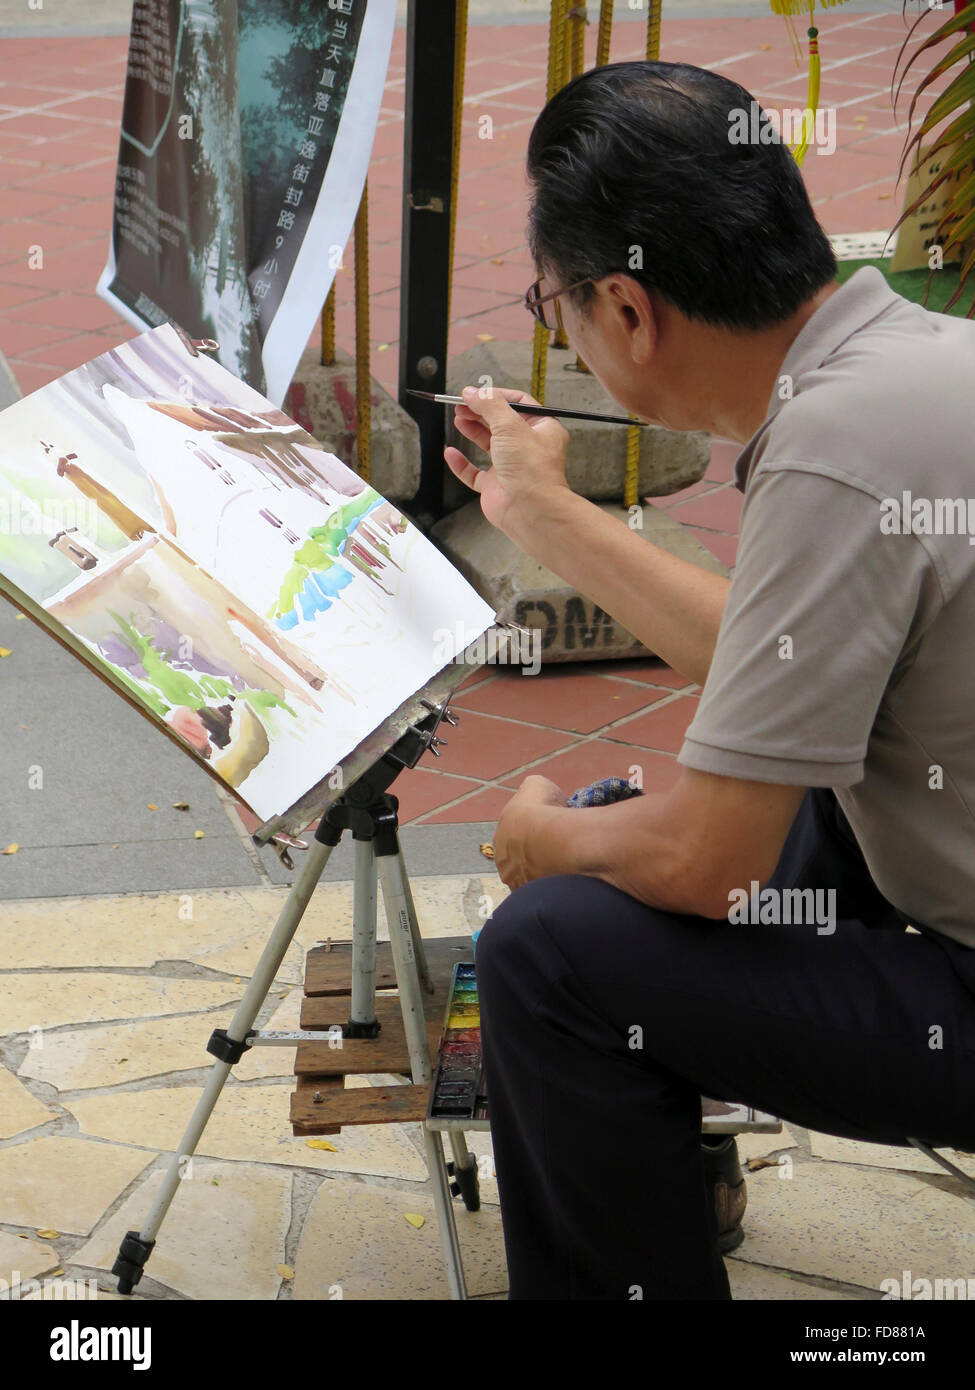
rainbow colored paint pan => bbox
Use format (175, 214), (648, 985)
(427, 961), (490, 1130)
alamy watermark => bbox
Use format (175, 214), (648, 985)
(0, 494), (100, 537)
(728, 882), (836, 935)
(728, 100), (836, 157)
(433, 623), (541, 676)
(880, 492), (975, 544)
(0, 1271), (98, 1300)
(881, 1269), (975, 1300)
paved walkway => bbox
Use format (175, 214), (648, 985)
(1, 6), (973, 1302)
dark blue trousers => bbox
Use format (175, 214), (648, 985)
(475, 788), (975, 1300)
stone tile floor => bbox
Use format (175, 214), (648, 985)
(2, 6), (974, 1300)
(2, 878), (974, 1301)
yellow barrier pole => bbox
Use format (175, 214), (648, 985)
(622, 0), (663, 510)
(531, 0), (572, 401)
(321, 284), (336, 367)
(555, 3), (588, 354)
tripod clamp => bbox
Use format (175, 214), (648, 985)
(112, 1231), (156, 1294)
(313, 698), (456, 846)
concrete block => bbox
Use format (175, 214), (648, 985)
(444, 339), (709, 509)
(284, 345), (420, 503)
(431, 497), (726, 663)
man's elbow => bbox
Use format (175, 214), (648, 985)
(620, 847), (736, 920)
(654, 852), (778, 922)
(671, 875), (736, 921)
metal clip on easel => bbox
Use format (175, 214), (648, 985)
(112, 697), (474, 1300)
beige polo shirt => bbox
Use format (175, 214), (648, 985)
(678, 266), (975, 948)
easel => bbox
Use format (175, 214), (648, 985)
(112, 694), (480, 1300)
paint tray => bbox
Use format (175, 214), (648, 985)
(424, 964), (781, 1136)
(426, 961), (490, 1131)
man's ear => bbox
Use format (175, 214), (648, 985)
(608, 273), (656, 366)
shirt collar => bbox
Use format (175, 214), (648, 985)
(733, 266), (902, 490)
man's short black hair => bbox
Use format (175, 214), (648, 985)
(526, 60), (838, 331)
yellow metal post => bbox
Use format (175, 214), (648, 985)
(321, 284), (336, 367)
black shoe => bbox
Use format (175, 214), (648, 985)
(702, 1134), (747, 1254)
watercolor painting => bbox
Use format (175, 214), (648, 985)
(0, 324), (496, 820)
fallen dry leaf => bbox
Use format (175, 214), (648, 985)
(276, 1263), (295, 1280)
(147, 803), (158, 811)
(746, 1156), (779, 1172)
(36, 1229), (60, 1240)
(2, 843), (18, 855)
(404, 1213), (425, 1229)
(475, 333), (494, 343)
(0, 647), (11, 658)
(376, 343), (389, 352)
(490, 257), (504, 266)
(172, 801), (190, 811)
(305, 1139), (338, 1152)
(194, 829), (205, 839)
(479, 842), (495, 860)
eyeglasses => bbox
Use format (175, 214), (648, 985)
(524, 275), (593, 333)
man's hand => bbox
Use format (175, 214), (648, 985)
(492, 774), (567, 890)
(444, 386), (571, 538)
(488, 767), (806, 918)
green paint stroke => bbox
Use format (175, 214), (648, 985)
(269, 489), (380, 620)
(107, 612), (296, 725)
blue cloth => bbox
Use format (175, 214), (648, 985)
(567, 776), (643, 808)
(472, 779), (642, 952)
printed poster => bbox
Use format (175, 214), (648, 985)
(97, 0), (396, 404)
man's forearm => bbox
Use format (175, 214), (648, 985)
(505, 488), (729, 687)
(515, 794), (705, 915)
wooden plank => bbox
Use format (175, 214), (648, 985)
(292, 934), (473, 1135)
(304, 935), (472, 996)
(300, 984), (450, 1032)
(295, 1018), (442, 1075)
(291, 1080), (429, 1130)
(291, 1074), (344, 1136)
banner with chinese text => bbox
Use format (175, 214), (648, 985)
(97, 0), (396, 404)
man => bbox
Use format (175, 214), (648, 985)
(443, 59), (975, 1300)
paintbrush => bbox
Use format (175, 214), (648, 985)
(405, 388), (648, 428)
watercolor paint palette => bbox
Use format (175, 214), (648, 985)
(427, 962), (490, 1130)
(425, 964), (781, 1136)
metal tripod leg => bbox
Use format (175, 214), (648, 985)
(349, 837), (379, 1028)
(397, 845), (433, 995)
(376, 839), (468, 1300)
(112, 836), (336, 1293)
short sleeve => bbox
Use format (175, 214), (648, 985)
(678, 465), (940, 787)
